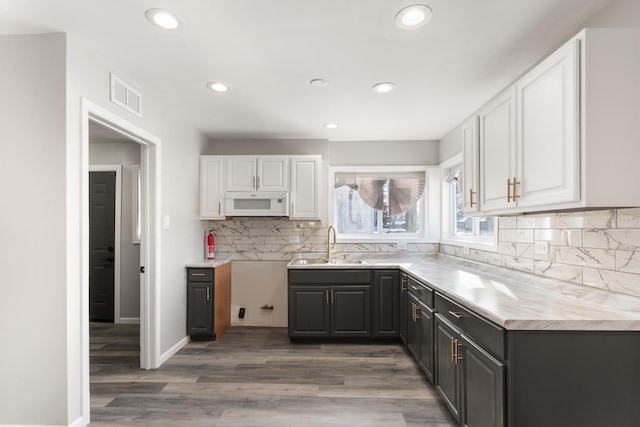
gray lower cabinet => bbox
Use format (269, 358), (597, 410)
(435, 314), (463, 423)
(187, 268), (214, 339)
(435, 293), (505, 427)
(399, 272), (408, 344)
(407, 277), (435, 383)
(373, 270), (400, 337)
(288, 269), (372, 338)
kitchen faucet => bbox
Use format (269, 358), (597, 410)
(327, 225), (337, 261)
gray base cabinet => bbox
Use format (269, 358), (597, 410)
(187, 282), (213, 335)
(373, 270), (399, 337)
(288, 270), (372, 338)
(399, 273), (408, 344)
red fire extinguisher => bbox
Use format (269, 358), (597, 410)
(207, 230), (215, 260)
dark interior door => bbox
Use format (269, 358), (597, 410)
(89, 171), (116, 322)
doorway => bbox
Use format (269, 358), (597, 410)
(81, 98), (161, 423)
(88, 170), (117, 322)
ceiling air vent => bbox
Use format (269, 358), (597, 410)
(110, 74), (142, 117)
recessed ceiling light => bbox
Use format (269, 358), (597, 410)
(324, 123), (338, 129)
(395, 4), (432, 29)
(372, 82), (396, 93)
(310, 79), (328, 88)
(145, 8), (183, 30)
(207, 81), (230, 93)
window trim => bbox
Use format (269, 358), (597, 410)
(328, 165), (440, 243)
(440, 154), (498, 252)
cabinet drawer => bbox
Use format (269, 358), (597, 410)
(289, 270), (371, 284)
(187, 268), (213, 282)
(407, 276), (433, 307)
(435, 293), (505, 360)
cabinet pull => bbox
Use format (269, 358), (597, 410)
(415, 305), (421, 320)
(469, 189), (476, 207)
(401, 277), (407, 292)
(448, 310), (463, 319)
(450, 336), (455, 362)
(411, 285), (419, 291)
(253, 176), (256, 189)
(206, 286), (211, 301)
(257, 176), (260, 189)
(454, 339), (464, 365)
(507, 177), (521, 202)
(192, 273), (206, 276)
(331, 289), (334, 304)
(218, 201), (221, 215)
(326, 290), (329, 304)
(291, 203), (294, 214)
(411, 303), (415, 321)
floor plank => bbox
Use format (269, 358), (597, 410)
(89, 324), (456, 426)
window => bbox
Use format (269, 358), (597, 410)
(441, 157), (497, 251)
(330, 167), (429, 240)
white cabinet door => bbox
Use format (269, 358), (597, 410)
(479, 88), (517, 212)
(257, 156), (289, 191)
(516, 39), (579, 208)
(200, 156), (225, 219)
(461, 117), (480, 214)
(290, 156), (321, 219)
(225, 156), (289, 192)
(225, 156), (256, 191)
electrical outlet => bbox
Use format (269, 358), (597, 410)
(535, 241), (550, 255)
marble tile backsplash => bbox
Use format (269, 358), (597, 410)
(208, 218), (439, 261)
(440, 208), (640, 299)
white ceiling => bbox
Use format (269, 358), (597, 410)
(0, 0), (612, 141)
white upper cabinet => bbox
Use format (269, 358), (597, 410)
(225, 156), (289, 192)
(515, 38), (579, 209)
(200, 156), (225, 220)
(290, 155), (322, 220)
(479, 88), (517, 212)
(467, 28), (640, 214)
(461, 117), (480, 214)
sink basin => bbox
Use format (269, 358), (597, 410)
(290, 258), (365, 266)
(291, 258), (329, 265)
(328, 259), (365, 265)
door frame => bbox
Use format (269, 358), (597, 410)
(88, 166), (122, 323)
(81, 98), (162, 422)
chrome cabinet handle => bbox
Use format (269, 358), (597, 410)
(206, 286), (211, 301)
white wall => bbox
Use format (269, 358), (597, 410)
(89, 140), (141, 320)
(1, 31), (209, 425)
(329, 140), (439, 166)
(0, 33), (68, 425)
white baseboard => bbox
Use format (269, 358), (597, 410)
(118, 317), (140, 324)
(159, 335), (189, 365)
(69, 416), (85, 427)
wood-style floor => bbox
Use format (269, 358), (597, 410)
(90, 323), (457, 426)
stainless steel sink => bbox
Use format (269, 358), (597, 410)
(290, 258), (365, 265)
(328, 259), (365, 265)
(290, 258), (329, 265)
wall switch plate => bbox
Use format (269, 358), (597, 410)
(535, 241), (550, 255)
(163, 214), (170, 229)
(289, 236), (300, 243)
(238, 307), (245, 319)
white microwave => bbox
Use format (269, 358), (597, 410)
(224, 191), (289, 217)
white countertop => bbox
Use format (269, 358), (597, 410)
(186, 256), (232, 268)
(288, 254), (640, 331)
